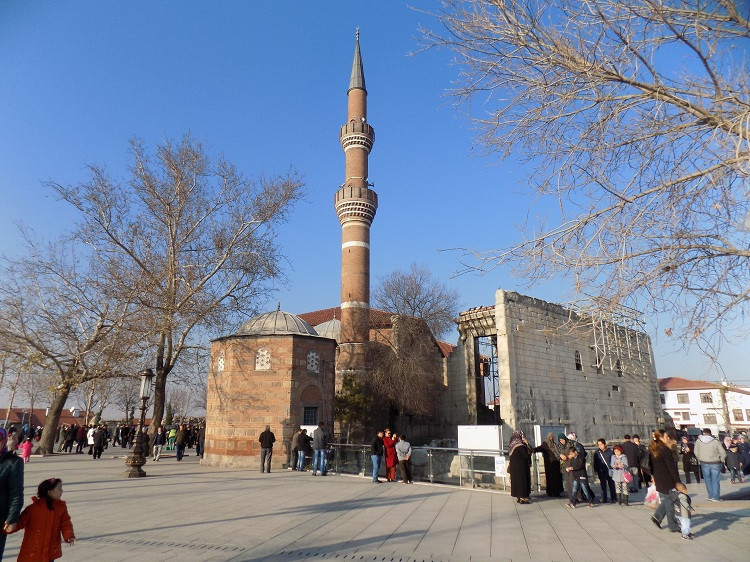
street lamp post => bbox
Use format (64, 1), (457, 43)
(122, 369), (155, 478)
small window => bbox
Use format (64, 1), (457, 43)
(703, 413), (717, 424)
(681, 412), (691, 421)
(306, 350), (320, 373)
(733, 409), (744, 421)
(629, 401), (634, 407)
(255, 348), (271, 371)
(303, 406), (318, 425)
(677, 393), (689, 404)
(216, 352), (225, 372)
(615, 359), (623, 377)
(660, 394), (665, 405)
(574, 350), (582, 371)
(746, 409), (750, 420)
(700, 392), (713, 404)
(612, 385), (620, 392)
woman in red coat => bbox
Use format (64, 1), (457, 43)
(383, 429), (398, 482)
(15, 478), (76, 560)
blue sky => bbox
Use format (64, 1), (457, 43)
(1, 1), (747, 386)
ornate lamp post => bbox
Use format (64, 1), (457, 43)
(122, 369), (155, 478)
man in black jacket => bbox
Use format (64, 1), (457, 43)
(259, 425), (276, 473)
(620, 434), (640, 493)
(370, 430), (385, 483)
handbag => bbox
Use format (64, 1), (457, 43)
(623, 469), (633, 483)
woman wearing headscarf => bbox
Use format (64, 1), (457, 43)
(0, 427), (25, 558)
(534, 432), (564, 497)
(508, 430), (533, 504)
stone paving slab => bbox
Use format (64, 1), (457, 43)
(2, 451), (749, 561)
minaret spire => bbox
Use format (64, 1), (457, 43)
(335, 31), (378, 381)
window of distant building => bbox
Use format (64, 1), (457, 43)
(733, 409), (744, 421)
(703, 413), (717, 424)
(681, 412), (691, 421)
(255, 348), (271, 371)
(574, 350), (582, 371)
(306, 350), (320, 373)
(677, 393), (689, 404)
(216, 352), (225, 372)
(303, 406), (318, 426)
(746, 409), (750, 421)
(615, 359), (623, 377)
(660, 394), (666, 405)
(700, 392), (713, 404)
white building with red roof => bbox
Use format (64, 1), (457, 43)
(659, 376), (750, 435)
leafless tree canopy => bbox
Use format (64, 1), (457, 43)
(421, 1), (750, 349)
(0, 237), (134, 452)
(47, 134), (304, 434)
(372, 264), (460, 338)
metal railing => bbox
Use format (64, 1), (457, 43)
(309, 443), (604, 494)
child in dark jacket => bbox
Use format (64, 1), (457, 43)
(564, 447), (595, 508)
(726, 444), (743, 484)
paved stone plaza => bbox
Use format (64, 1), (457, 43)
(3, 450), (749, 561)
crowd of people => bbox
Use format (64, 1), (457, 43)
(509, 426), (750, 541)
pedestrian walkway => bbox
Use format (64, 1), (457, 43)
(4, 451), (749, 561)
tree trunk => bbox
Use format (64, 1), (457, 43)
(37, 386), (71, 454)
(148, 368), (168, 437)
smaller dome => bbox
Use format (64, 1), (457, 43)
(314, 319), (340, 342)
(237, 309), (318, 337)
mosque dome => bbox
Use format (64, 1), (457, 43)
(314, 319), (340, 342)
(236, 308), (319, 337)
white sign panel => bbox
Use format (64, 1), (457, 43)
(457, 425), (502, 453)
(494, 455), (507, 477)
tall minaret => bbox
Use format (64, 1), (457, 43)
(335, 29), (378, 380)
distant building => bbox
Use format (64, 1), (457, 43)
(659, 376), (750, 435)
(1, 407), (83, 429)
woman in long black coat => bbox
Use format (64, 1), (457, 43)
(509, 430), (533, 503)
(534, 432), (564, 497)
(0, 427), (24, 559)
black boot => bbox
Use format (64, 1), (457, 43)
(623, 495), (629, 506)
(617, 493), (622, 505)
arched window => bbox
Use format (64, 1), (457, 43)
(255, 348), (271, 371)
(574, 350), (582, 371)
(216, 351), (225, 372)
(616, 359), (623, 377)
(306, 350), (320, 373)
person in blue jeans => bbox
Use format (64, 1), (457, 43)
(371, 430), (385, 483)
(694, 428), (727, 501)
(312, 422), (328, 476)
(296, 429), (310, 472)
(564, 447), (595, 508)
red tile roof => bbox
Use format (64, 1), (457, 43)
(658, 377), (750, 396)
(297, 307), (394, 327)
(1, 407), (85, 428)
(436, 340), (456, 358)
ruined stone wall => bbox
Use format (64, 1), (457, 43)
(496, 289), (661, 444)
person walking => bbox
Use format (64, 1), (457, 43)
(86, 425), (96, 455)
(312, 422), (328, 476)
(290, 428), (300, 470)
(92, 426), (106, 459)
(694, 427), (727, 501)
(152, 426), (166, 461)
(259, 425), (276, 473)
(0, 428), (24, 559)
(370, 430), (385, 483)
(679, 436), (701, 484)
(534, 432), (564, 497)
(395, 434), (413, 484)
(594, 439), (616, 504)
(174, 424), (188, 461)
(509, 430), (533, 504)
(20, 439), (33, 464)
(650, 429), (691, 539)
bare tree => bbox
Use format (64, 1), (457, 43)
(0, 237), (134, 453)
(16, 362), (54, 424)
(112, 376), (139, 423)
(167, 386), (194, 423)
(372, 264), (460, 338)
(421, 1), (750, 352)
(48, 134), (304, 437)
(367, 316), (445, 429)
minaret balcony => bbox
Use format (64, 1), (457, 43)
(335, 186), (378, 225)
(340, 122), (375, 152)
